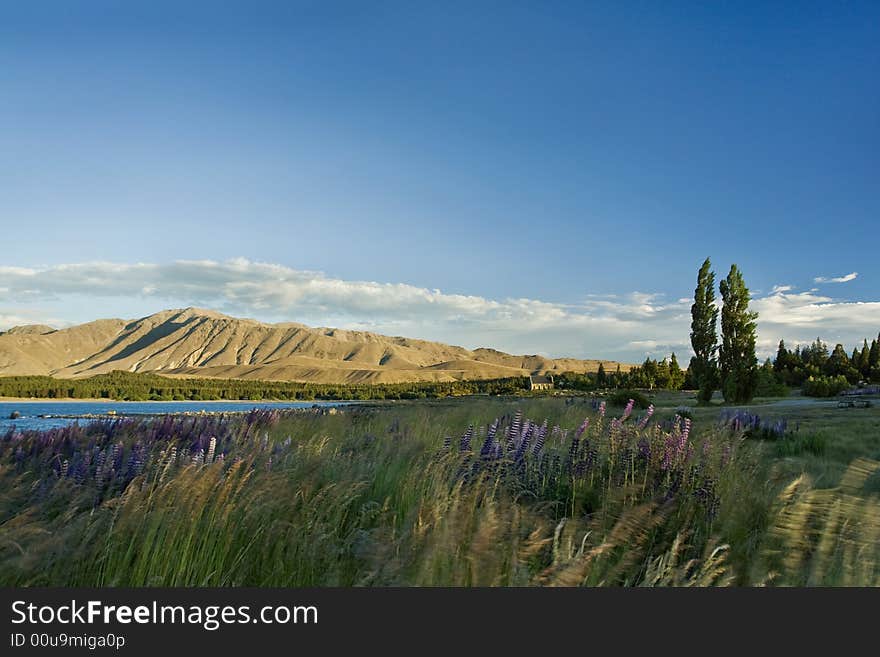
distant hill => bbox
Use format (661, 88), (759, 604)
(1, 324), (56, 336)
(0, 308), (630, 384)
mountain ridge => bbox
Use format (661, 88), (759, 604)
(0, 308), (631, 384)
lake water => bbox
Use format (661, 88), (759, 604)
(0, 400), (355, 433)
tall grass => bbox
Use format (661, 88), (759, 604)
(1, 400), (878, 586)
(757, 458), (880, 585)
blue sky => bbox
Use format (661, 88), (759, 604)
(1, 2), (878, 361)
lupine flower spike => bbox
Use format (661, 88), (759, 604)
(637, 404), (654, 430)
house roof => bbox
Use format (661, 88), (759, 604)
(529, 375), (553, 384)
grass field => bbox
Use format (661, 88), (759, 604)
(1, 392), (879, 586)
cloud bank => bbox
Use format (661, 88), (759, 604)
(1, 259), (878, 362)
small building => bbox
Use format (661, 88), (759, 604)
(529, 374), (554, 391)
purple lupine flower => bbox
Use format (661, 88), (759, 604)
(509, 411), (522, 440)
(480, 420), (499, 457)
(532, 420), (548, 456)
(585, 443), (597, 470)
(661, 437), (674, 470)
(677, 418), (691, 453)
(598, 401), (606, 418)
(637, 405), (654, 430)
(566, 434), (580, 468)
(132, 444), (146, 476)
(459, 425), (474, 452)
(505, 412), (522, 453)
(111, 442), (123, 470)
(575, 417), (590, 441)
(513, 427), (531, 463)
(519, 420), (532, 449)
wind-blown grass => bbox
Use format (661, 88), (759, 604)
(1, 399), (878, 586)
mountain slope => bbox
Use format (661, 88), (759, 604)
(0, 308), (629, 384)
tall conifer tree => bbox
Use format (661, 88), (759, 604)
(719, 264), (759, 403)
(859, 339), (871, 376)
(669, 352), (684, 390)
(690, 258), (719, 403)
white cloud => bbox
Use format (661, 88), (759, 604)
(0, 260), (878, 362)
(0, 308), (70, 333)
(0, 314), (36, 330)
(814, 272), (858, 284)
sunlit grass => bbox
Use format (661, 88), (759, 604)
(2, 396), (879, 586)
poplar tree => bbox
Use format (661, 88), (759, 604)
(690, 258), (719, 403)
(719, 264), (759, 403)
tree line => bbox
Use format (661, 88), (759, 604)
(772, 334), (880, 396)
(523, 255), (877, 401)
(555, 355), (686, 392)
(0, 371), (529, 401)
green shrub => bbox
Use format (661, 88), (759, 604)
(755, 374), (790, 397)
(802, 375), (850, 397)
(607, 389), (651, 409)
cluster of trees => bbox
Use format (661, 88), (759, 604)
(623, 354), (687, 390)
(560, 259), (876, 403)
(0, 371), (530, 401)
(556, 354), (686, 392)
(690, 259), (759, 404)
(769, 334), (880, 397)
(556, 329), (880, 400)
(773, 336), (880, 386)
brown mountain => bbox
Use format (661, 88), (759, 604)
(0, 308), (628, 384)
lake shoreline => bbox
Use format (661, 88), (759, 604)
(0, 399), (367, 432)
(0, 397), (347, 403)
